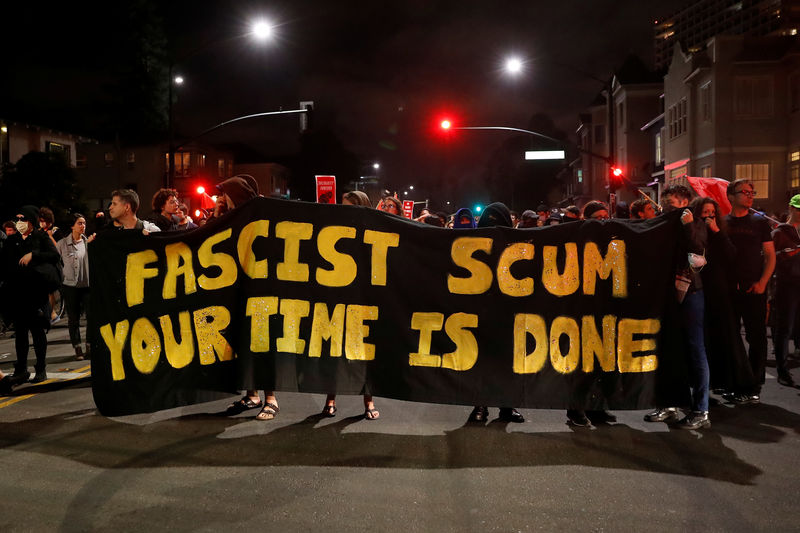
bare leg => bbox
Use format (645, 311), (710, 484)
(364, 394), (379, 419)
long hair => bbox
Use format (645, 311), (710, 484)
(690, 196), (726, 233)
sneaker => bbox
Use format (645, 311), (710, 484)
(644, 407), (678, 422)
(677, 411), (710, 430)
(724, 393), (759, 405)
(777, 373), (796, 388)
(567, 409), (592, 427)
(30, 372), (48, 384)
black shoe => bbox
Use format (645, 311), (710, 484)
(10, 371), (30, 385)
(777, 373), (796, 388)
(468, 406), (489, 423)
(30, 372), (48, 384)
(644, 407), (678, 422)
(498, 407), (525, 423)
(677, 411), (710, 430)
(0, 376), (12, 395)
(723, 392), (760, 405)
(567, 409), (592, 427)
(586, 410), (617, 424)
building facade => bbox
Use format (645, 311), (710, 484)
(654, 0), (800, 69)
(663, 35), (800, 213)
(0, 119), (96, 168)
(74, 141), (235, 214)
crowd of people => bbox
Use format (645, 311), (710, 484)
(0, 176), (798, 432)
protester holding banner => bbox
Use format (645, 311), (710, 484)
(106, 189), (161, 234)
(642, 186), (712, 429)
(0, 205), (62, 384)
(342, 190), (371, 207)
(57, 213), (92, 361)
(320, 191), (381, 419)
(770, 194), (800, 388)
(216, 176), (282, 420)
(467, 202), (524, 424)
(452, 208), (476, 228)
(379, 196), (402, 216)
(723, 179), (775, 404)
(689, 197), (756, 396)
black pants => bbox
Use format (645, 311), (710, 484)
(62, 285), (90, 349)
(732, 290), (767, 394)
(14, 310), (48, 375)
(773, 279), (800, 376)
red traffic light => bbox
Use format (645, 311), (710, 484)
(196, 185), (206, 194)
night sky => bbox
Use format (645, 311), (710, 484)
(2, 0), (688, 209)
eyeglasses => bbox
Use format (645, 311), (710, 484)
(735, 190), (757, 197)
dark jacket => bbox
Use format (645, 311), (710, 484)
(146, 212), (178, 232)
(0, 230), (60, 315)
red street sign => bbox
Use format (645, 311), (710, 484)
(402, 200), (414, 219)
(315, 175), (336, 203)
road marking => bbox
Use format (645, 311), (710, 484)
(0, 365), (91, 408)
(0, 394), (36, 409)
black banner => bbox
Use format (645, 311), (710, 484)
(89, 197), (687, 416)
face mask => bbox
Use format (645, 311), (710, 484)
(688, 251), (707, 270)
(15, 221), (28, 233)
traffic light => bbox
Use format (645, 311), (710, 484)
(608, 166), (625, 190)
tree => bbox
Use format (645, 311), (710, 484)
(0, 151), (87, 223)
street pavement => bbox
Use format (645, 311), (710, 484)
(0, 320), (799, 532)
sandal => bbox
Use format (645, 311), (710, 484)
(255, 402), (280, 421)
(321, 404), (337, 417)
(225, 396), (262, 415)
(364, 408), (380, 420)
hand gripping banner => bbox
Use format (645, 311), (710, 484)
(88, 197), (686, 416)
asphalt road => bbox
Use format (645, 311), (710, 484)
(1, 320), (799, 532)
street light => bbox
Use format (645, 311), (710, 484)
(251, 20), (274, 41)
(409, 185), (414, 190)
(373, 162), (380, 170)
(167, 17), (276, 187)
(504, 56), (524, 76)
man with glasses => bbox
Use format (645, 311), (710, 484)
(723, 179), (776, 403)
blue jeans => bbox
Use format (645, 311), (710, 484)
(682, 290), (709, 412)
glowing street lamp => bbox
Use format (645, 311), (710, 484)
(409, 185), (414, 190)
(504, 56), (524, 75)
(168, 17), (277, 187)
(251, 20), (273, 41)
(373, 162), (380, 170)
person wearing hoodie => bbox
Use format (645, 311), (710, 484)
(452, 207), (476, 229)
(466, 202), (525, 424)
